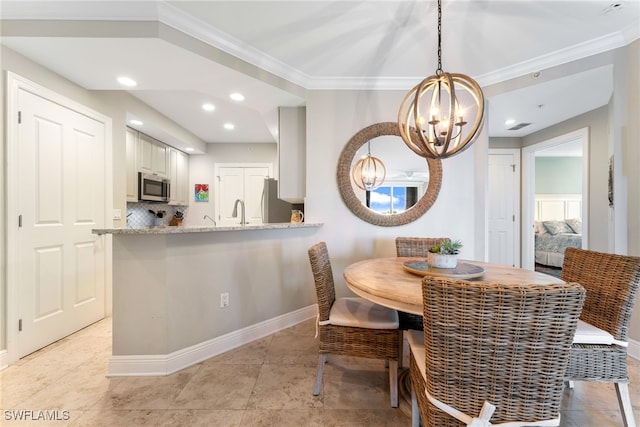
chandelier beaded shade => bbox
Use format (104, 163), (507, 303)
(398, 0), (485, 159)
(351, 141), (386, 191)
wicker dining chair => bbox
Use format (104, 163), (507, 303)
(307, 241), (400, 407)
(408, 276), (585, 427)
(395, 237), (450, 331)
(561, 247), (640, 427)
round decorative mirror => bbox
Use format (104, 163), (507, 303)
(337, 122), (443, 226)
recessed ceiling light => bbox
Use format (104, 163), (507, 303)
(224, 123), (235, 130)
(229, 93), (245, 102)
(129, 119), (143, 126)
(117, 76), (137, 87)
(202, 103), (215, 112)
(185, 147), (195, 152)
(504, 119), (516, 126)
(602, 1), (624, 14)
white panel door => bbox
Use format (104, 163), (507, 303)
(218, 167), (245, 225)
(17, 88), (105, 358)
(245, 168), (269, 225)
(488, 151), (519, 267)
(216, 166), (269, 226)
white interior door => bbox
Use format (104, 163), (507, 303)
(488, 150), (520, 267)
(16, 87), (106, 358)
(216, 165), (270, 226)
(245, 168), (269, 225)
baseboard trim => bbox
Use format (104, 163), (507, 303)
(0, 349), (8, 371)
(108, 304), (317, 376)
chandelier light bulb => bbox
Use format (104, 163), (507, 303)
(351, 141), (386, 191)
(398, 0), (485, 159)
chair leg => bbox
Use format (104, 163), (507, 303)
(399, 330), (405, 368)
(314, 353), (327, 396)
(615, 382), (637, 427)
(411, 384), (420, 427)
(389, 359), (398, 408)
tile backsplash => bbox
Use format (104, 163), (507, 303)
(127, 202), (189, 228)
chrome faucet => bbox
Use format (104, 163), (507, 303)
(203, 214), (216, 226)
(232, 199), (246, 225)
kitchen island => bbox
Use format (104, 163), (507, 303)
(93, 222), (323, 376)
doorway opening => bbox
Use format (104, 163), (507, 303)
(521, 128), (589, 271)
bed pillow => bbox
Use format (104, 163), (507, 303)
(534, 221), (547, 235)
(543, 220), (574, 235)
(565, 218), (582, 234)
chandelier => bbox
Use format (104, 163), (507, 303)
(351, 141), (386, 191)
(398, 0), (485, 159)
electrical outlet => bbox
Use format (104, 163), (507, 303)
(220, 292), (229, 308)
(113, 209), (122, 220)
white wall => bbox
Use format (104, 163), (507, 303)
(304, 90), (485, 297)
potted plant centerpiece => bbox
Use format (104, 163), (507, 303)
(427, 240), (463, 269)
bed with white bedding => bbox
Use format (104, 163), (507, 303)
(534, 219), (582, 268)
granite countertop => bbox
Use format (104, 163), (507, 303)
(92, 222), (323, 235)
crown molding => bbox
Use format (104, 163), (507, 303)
(157, 1), (312, 88)
(159, 1), (638, 91)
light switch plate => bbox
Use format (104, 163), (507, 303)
(113, 209), (122, 220)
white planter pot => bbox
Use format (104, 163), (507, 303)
(427, 253), (458, 269)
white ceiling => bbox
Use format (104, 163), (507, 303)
(1, 0), (638, 151)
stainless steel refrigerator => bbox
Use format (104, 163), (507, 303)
(262, 178), (296, 223)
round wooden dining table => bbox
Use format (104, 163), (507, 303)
(343, 257), (565, 315)
(343, 256), (566, 417)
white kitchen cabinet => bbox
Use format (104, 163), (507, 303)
(138, 133), (168, 177)
(277, 106), (306, 203)
(168, 147), (190, 206)
(125, 127), (139, 202)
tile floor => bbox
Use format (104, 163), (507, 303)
(1, 317), (638, 426)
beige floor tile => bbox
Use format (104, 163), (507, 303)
(560, 409), (636, 427)
(321, 409), (407, 427)
(245, 364), (323, 410)
(69, 409), (162, 426)
(322, 369), (392, 410)
(202, 337), (271, 366)
(19, 357), (111, 411)
(0, 409), (77, 427)
(239, 409), (325, 427)
(264, 332), (319, 366)
(171, 364), (262, 410)
(94, 366), (198, 410)
(154, 409), (245, 427)
(3, 316), (640, 426)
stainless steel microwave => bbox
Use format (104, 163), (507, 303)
(138, 172), (170, 202)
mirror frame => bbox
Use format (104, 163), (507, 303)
(337, 122), (443, 226)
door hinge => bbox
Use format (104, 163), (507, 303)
(511, 164), (516, 172)
(18, 214), (22, 227)
(18, 319), (22, 332)
(18, 111), (22, 124)
(513, 215), (516, 222)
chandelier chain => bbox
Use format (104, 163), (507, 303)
(436, 0), (442, 75)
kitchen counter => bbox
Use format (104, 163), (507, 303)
(102, 220), (323, 377)
(92, 222), (323, 235)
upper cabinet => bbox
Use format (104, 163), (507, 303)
(278, 106), (306, 203)
(138, 133), (168, 177)
(126, 127), (190, 205)
(168, 148), (189, 206)
(125, 128), (139, 202)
